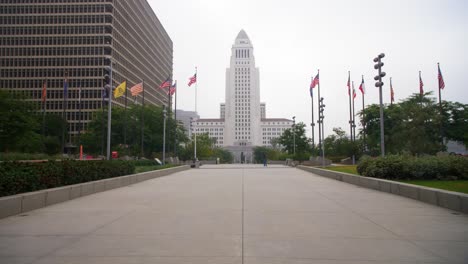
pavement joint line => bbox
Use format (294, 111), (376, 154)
(241, 167), (245, 264)
(309, 174), (451, 263)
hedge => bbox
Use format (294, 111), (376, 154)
(357, 155), (468, 180)
(0, 160), (135, 197)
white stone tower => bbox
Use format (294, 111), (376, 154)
(224, 30), (261, 147)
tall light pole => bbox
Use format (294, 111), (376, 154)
(373, 53), (386, 157)
(319, 97), (326, 166)
(292, 116), (296, 155)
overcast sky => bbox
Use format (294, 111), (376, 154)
(148, 0), (468, 137)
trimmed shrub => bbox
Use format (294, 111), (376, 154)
(357, 155), (468, 180)
(0, 160), (135, 197)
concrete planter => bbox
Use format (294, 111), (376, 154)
(0, 165), (190, 219)
(297, 165), (468, 214)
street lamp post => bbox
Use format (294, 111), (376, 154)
(104, 61), (113, 160)
(373, 53), (386, 157)
(319, 97), (326, 166)
(292, 116), (296, 155)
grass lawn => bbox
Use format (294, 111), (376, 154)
(399, 180), (468, 194)
(135, 164), (175, 173)
(321, 165), (358, 175)
(320, 166), (468, 194)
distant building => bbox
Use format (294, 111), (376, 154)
(0, 0), (173, 145)
(193, 30), (292, 163)
(175, 110), (199, 137)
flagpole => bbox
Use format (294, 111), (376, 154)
(78, 83), (82, 145)
(310, 77), (315, 149)
(42, 80), (46, 141)
(438, 63), (443, 144)
(168, 80), (172, 154)
(124, 80), (127, 145)
(437, 63), (442, 110)
(317, 70), (321, 156)
(62, 71), (68, 154)
(361, 76), (366, 151)
(419, 71), (423, 107)
(141, 79), (145, 157)
(352, 81), (356, 142)
(348, 71), (353, 142)
(194, 67), (198, 161)
(106, 62), (113, 160)
(174, 81), (177, 156)
(390, 77), (393, 106)
(101, 85), (105, 156)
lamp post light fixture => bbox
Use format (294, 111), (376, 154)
(104, 60), (113, 160)
(319, 97), (326, 166)
(373, 53), (386, 157)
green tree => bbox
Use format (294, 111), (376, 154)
(212, 147), (234, 163)
(323, 127), (358, 159)
(81, 104), (188, 158)
(0, 90), (40, 152)
(360, 92), (465, 155)
(278, 122), (311, 156)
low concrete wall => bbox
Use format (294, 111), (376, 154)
(297, 165), (468, 214)
(0, 165), (190, 219)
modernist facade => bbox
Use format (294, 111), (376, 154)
(0, 0), (172, 145)
(193, 30), (292, 162)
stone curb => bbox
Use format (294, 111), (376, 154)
(0, 165), (190, 219)
(297, 165), (468, 214)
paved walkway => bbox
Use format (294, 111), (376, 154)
(0, 164), (467, 264)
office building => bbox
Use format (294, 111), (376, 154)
(0, 0), (173, 145)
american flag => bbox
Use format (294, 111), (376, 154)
(160, 77), (171, 89)
(188, 73), (197, 86)
(359, 76), (365, 95)
(130, 82), (143, 96)
(419, 72), (424, 95)
(310, 72), (319, 89)
(42, 80), (47, 103)
(438, 64), (445, 90)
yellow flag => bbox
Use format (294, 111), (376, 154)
(114, 80), (126, 98)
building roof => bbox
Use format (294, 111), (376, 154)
(261, 118), (293, 122)
(196, 118), (225, 123)
(236, 29), (250, 40)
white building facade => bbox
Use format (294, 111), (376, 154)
(193, 30), (292, 163)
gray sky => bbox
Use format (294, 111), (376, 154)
(148, 0), (468, 137)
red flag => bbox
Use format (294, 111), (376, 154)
(188, 73), (197, 86)
(130, 82), (143, 96)
(42, 80), (47, 103)
(358, 76), (365, 95)
(347, 72), (351, 95)
(438, 63), (445, 90)
(160, 77), (171, 89)
(419, 72), (424, 95)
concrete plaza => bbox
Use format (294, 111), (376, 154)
(0, 164), (467, 263)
